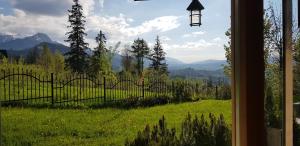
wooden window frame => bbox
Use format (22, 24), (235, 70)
(231, 0), (293, 146)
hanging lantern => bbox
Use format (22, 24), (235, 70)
(187, 0), (204, 27)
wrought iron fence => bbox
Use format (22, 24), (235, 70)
(0, 69), (229, 106)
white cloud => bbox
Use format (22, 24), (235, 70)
(0, 0), (96, 43)
(86, 14), (180, 47)
(160, 36), (171, 42)
(0, 9), (68, 42)
(81, 0), (95, 16)
(120, 16), (180, 37)
(10, 0), (73, 16)
(213, 37), (222, 42)
(183, 31), (206, 38)
(163, 39), (225, 63)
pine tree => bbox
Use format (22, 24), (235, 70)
(65, 0), (88, 74)
(149, 36), (168, 74)
(131, 38), (150, 76)
(95, 30), (107, 55)
(89, 30), (110, 77)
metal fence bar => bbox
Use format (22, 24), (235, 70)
(51, 73), (54, 105)
(3, 70), (5, 101)
(104, 77), (106, 102)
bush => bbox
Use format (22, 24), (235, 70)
(219, 85), (231, 100)
(125, 116), (179, 146)
(125, 113), (231, 146)
(172, 81), (194, 102)
(91, 95), (172, 109)
(180, 113), (231, 146)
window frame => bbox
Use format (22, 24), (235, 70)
(231, 0), (294, 145)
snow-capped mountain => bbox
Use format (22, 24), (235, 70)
(0, 33), (56, 50)
(31, 33), (53, 43)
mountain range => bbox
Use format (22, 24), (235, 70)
(0, 33), (227, 78)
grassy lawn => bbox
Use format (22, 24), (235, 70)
(2, 100), (231, 146)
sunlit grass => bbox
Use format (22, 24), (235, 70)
(2, 100), (231, 146)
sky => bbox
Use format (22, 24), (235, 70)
(0, 0), (231, 63)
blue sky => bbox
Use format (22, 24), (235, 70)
(0, 0), (231, 63)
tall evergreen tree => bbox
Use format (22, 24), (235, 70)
(65, 0), (88, 73)
(149, 36), (168, 74)
(131, 38), (150, 76)
(89, 30), (110, 76)
(95, 30), (107, 54)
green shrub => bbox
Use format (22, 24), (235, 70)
(172, 81), (194, 102)
(91, 95), (172, 109)
(138, 96), (171, 107)
(219, 85), (231, 100)
(126, 113), (231, 146)
(179, 113), (231, 146)
(125, 116), (179, 146)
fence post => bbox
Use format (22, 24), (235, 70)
(103, 77), (106, 102)
(51, 73), (54, 106)
(142, 79), (145, 99)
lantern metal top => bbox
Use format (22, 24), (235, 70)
(186, 0), (204, 11)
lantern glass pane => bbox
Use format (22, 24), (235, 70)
(191, 10), (201, 24)
(191, 15), (200, 24)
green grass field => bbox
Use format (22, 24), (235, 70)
(2, 100), (231, 146)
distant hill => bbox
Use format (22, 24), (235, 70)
(189, 60), (227, 70)
(168, 60), (226, 71)
(169, 68), (226, 80)
(5, 42), (69, 58)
